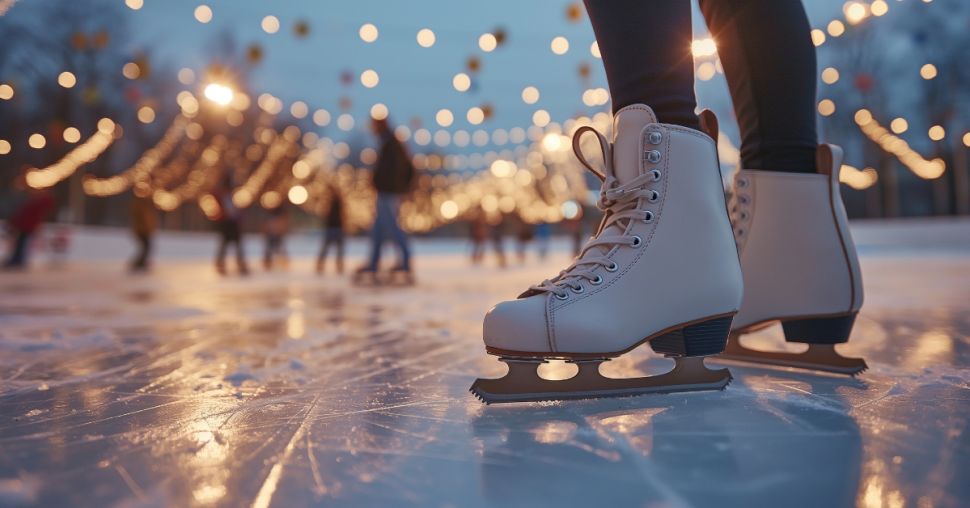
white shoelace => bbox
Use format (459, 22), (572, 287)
(527, 126), (660, 299)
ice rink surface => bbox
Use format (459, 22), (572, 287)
(0, 219), (968, 508)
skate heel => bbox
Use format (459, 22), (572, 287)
(649, 314), (734, 357)
(782, 312), (857, 344)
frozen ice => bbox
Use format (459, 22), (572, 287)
(0, 220), (968, 507)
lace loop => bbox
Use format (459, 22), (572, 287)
(530, 125), (663, 297)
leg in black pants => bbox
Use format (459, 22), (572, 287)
(583, 0), (817, 172)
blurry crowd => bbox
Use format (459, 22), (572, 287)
(3, 117), (580, 280)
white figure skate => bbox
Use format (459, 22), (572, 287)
(470, 105), (743, 403)
(718, 144), (867, 375)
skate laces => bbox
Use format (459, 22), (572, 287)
(529, 126), (660, 300)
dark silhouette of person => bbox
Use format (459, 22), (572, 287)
(317, 187), (346, 275)
(129, 188), (157, 272)
(4, 186), (55, 269)
(358, 117), (414, 276)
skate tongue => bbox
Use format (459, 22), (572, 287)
(612, 105), (657, 184)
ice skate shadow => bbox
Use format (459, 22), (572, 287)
(471, 358), (862, 508)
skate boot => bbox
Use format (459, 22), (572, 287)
(470, 105), (743, 404)
(718, 144), (867, 375)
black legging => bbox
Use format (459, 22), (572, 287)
(584, 0), (817, 173)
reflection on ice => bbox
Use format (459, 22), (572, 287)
(0, 244), (968, 507)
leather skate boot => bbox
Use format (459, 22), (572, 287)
(470, 104), (743, 403)
(719, 144), (867, 375)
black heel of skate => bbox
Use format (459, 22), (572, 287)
(716, 312), (867, 376)
(649, 314), (733, 357)
(782, 312), (857, 344)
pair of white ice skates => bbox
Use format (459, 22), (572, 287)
(471, 105), (866, 404)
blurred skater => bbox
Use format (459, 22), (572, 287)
(4, 187), (55, 269)
(355, 117), (415, 281)
(129, 187), (157, 272)
(469, 212), (488, 265)
(514, 218), (534, 264)
(213, 178), (249, 275)
(490, 214), (508, 268)
(317, 187), (346, 275)
(535, 222), (551, 260)
(263, 205), (289, 271)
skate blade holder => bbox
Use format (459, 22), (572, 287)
(717, 339), (868, 376)
(470, 355), (732, 405)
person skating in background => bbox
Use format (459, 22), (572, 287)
(514, 217), (534, 264)
(213, 177), (249, 276)
(534, 222), (551, 261)
(262, 204), (289, 271)
(469, 210), (488, 265)
(355, 117), (415, 281)
(317, 186), (346, 275)
(3, 185), (55, 270)
(129, 186), (157, 272)
(489, 214), (507, 269)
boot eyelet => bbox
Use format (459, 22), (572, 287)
(645, 150), (662, 163)
(740, 212), (748, 220)
(648, 131), (662, 145)
(631, 236), (642, 247)
(605, 262), (619, 272)
(738, 195), (749, 204)
(642, 210), (654, 223)
(648, 190), (660, 202)
(651, 169), (662, 181)
(737, 178), (748, 188)
(555, 292), (569, 300)
(570, 285), (585, 294)
(590, 275), (603, 285)
(737, 229), (744, 236)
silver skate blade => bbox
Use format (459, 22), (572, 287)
(469, 357), (732, 405)
(716, 335), (868, 376)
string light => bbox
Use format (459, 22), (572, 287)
(359, 23), (378, 43)
(261, 15), (280, 34)
(854, 109), (945, 180)
(821, 67), (839, 84)
(26, 119), (117, 189)
(467, 107), (484, 125)
(125, 0), (143, 10)
(436, 109), (454, 127)
(590, 41), (600, 58)
(194, 5), (212, 24)
(0, 84), (13, 100)
(290, 101), (308, 118)
(313, 109), (331, 126)
(137, 106), (155, 123)
(521, 86), (539, 105)
(818, 99), (836, 116)
(452, 73), (471, 92)
(0, 139), (10, 155)
(928, 125), (945, 141)
(550, 36), (569, 55)
(478, 33), (497, 52)
(827, 20), (845, 37)
(416, 28), (435, 48)
(532, 109), (550, 127)
(890, 118), (908, 134)
(370, 103), (388, 120)
(811, 29), (826, 47)
(84, 116), (187, 197)
(839, 164), (878, 190)
(360, 69), (379, 88)
(28, 133), (46, 149)
(920, 63), (937, 80)
(122, 62), (141, 79)
(57, 71), (77, 88)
